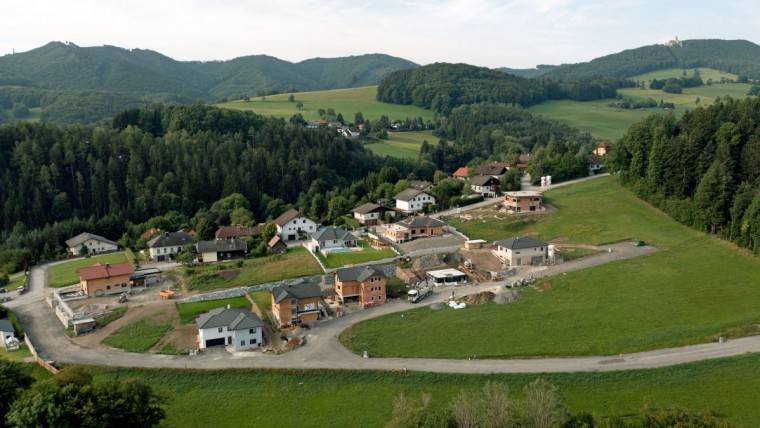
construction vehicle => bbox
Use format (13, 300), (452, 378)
(158, 289), (175, 299)
(408, 280), (433, 303)
(118, 293), (129, 303)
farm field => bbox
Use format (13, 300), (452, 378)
(344, 176), (760, 358)
(185, 247), (322, 291)
(317, 240), (397, 269)
(47, 252), (129, 287)
(364, 131), (434, 159)
(88, 354), (760, 427)
(217, 86), (433, 123)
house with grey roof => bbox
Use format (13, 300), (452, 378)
(196, 306), (263, 350)
(65, 232), (118, 256)
(352, 202), (392, 226)
(334, 265), (388, 307)
(273, 208), (318, 241)
(493, 236), (548, 266)
(197, 238), (247, 263)
(470, 175), (501, 197)
(0, 319), (17, 349)
(393, 188), (435, 214)
(309, 227), (357, 253)
(270, 279), (324, 327)
(147, 231), (198, 262)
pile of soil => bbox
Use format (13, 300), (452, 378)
(218, 270), (240, 281)
(395, 267), (418, 284)
(460, 291), (495, 305)
(493, 290), (523, 304)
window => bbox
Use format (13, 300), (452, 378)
(241, 340), (245, 346)
(249, 339), (257, 344)
(371, 296), (374, 301)
(302, 219), (306, 224)
(227, 326), (231, 331)
(378, 295), (383, 301)
(106, 285), (111, 290)
(218, 327), (223, 333)
(121, 283), (126, 288)
(249, 328), (256, 334)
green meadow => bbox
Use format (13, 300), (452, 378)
(364, 131), (434, 159)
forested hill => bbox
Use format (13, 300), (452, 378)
(611, 96), (760, 253)
(376, 62), (633, 115)
(542, 39), (760, 81)
(496, 64), (557, 78)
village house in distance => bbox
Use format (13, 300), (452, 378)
(65, 232), (118, 256)
(274, 208), (317, 241)
(504, 191), (544, 212)
(77, 262), (135, 297)
(493, 236), (548, 266)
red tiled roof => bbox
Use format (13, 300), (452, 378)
(453, 167), (469, 177)
(140, 227), (159, 240)
(77, 262), (134, 281)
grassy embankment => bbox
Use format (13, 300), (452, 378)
(343, 176), (760, 358)
(316, 240), (396, 269)
(176, 296), (252, 324)
(47, 252), (129, 287)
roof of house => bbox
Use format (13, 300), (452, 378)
(518, 154), (531, 164)
(147, 231), (198, 248)
(399, 216), (446, 229)
(352, 202), (391, 215)
(77, 262), (135, 281)
(453, 167), (469, 177)
(65, 232), (118, 248)
(140, 227), (160, 240)
(197, 238), (248, 254)
(597, 141), (613, 148)
(393, 188), (428, 202)
(471, 175), (501, 186)
(215, 225), (261, 239)
(588, 154), (605, 165)
(271, 279), (323, 304)
(410, 180), (432, 191)
(335, 265), (388, 283)
(311, 227), (357, 243)
(268, 235), (285, 248)
(0, 319), (14, 333)
(505, 191), (543, 198)
(273, 208), (308, 227)
(494, 236), (548, 250)
(195, 307), (263, 330)
(473, 164), (508, 176)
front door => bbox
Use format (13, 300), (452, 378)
(227, 336), (232, 345)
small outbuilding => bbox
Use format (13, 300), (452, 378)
(0, 319), (17, 349)
(426, 269), (468, 286)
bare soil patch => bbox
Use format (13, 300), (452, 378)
(218, 269), (240, 281)
(459, 291), (495, 305)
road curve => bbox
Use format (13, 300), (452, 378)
(9, 242), (760, 373)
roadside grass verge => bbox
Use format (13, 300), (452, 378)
(317, 240), (396, 269)
(87, 353), (760, 427)
(345, 176), (760, 358)
(48, 252), (129, 287)
(185, 247), (322, 291)
(177, 296), (252, 324)
(101, 318), (173, 352)
(95, 306), (128, 329)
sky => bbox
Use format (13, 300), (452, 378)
(1, 0), (759, 68)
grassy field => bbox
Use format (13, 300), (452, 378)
(101, 318), (173, 352)
(364, 131), (434, 159)
(317, 240), (397, 269)
(47, 252), (129, 287)
(345, 177), (760, 358)
(95, 306), (127, 328)
(88, 353), (760, 427)
(177, 296), (252, 324)
(185, 247), (322, 291)
(217, 86), (433, 123)
(632, 67), (737, 82)
(0, 343), (33, 362)
(2, 273), (26, 293)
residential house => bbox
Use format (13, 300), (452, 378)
(385, 216), (446, 243)
(593, 142), (612, 156)
(306, 120), (326, 129)
(270, 279), (323, 327)
(140, 227), (160, 240)
(310, 227), (357, 252)
(473, 163), (510, 178)
(268, 236), (287, 254)
(77, 262), (135, 297)
(518, 154), (531, 168)
(0, 319), (16, 349)
(453, 167), (469, 181)
(470, 175), (501, 197)
(196, 307), (263, 350)
(197, 238), (247, 263)
(274, 209), (318, 241)
(588, 154), (605, 175)
(334, 265), (388, 307)
(352, 202), (392, 226)
(65, 232), (118, 256)
(147, 231), (198, 262)
(215, 225), (261, 240)
(410, 180), (433, 191)
(337, 127), (360, 139)
(393, 188), (435, 214)
(504, 191), (544, 212)
(493, 236), (548, 266)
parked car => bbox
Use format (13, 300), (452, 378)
(0, 288), (6, 293)
(17, 285), (26, 294)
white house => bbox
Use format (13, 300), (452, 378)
(274, 209), (318, 241)
(309, 227), (358, 252)
(493, 236), (548, 266)
(146, 231), (198, 262)
(0, 319), (17, 350)
(196, 307), (263, 351)
(393, 188), (436, 214)
(65, 232), (119, 256)
(352, 202), (392, 226)
(470, 175), (501, 198)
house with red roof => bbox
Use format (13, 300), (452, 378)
(77, 262), (135, 297)
(453, 167), (469, 181)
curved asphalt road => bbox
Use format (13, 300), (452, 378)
(8, 242), (760, 373)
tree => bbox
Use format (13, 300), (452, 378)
(0, 360), (34, 427)
(386, 393), (434, 428)
(288, 94), (295, 102)
(354, 112), (364, 125)
(12, 103), (29, 119)
(261, 222), (278, 243)
(0, 274), (9, 287)
(449, 390), (480, 428)
(519, 378), (569, 428)
(296, 101), (304, 110)
(500, 169), (522, 192)
(336, 113), (344, 125)
(176, 244), (197, 266)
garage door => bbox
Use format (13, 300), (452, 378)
(531, 256), (543, 265)
(205, 338), (225, 348)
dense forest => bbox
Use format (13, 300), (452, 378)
(376, 63), (633, 115)
(610, 96), (760, 253)
(543, 39), (760, 81)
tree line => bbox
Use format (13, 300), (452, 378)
(610, 96), (760, 253)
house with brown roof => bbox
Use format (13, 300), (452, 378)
(385, 216), (446, 243)
(334, 265), (388, 308)
(197, 238), (247, 263)
(77, 262), (135, 297)
(593, 141), (613, 156)
(504, 191), (544, 212)
(215, 225), (261, 240)
(470, 175), (501, 197)
(352, 202), (392, 226)
(270, 279), (323, 327)
(274, 209), (318, 241)
(587, 154), (605, 175)
(268, 236), (287, 254)
(473, 162), (511, 178)
(393, 188), (435, 214)
(453, 167), (469, 181)
(140, 227), (160, 240)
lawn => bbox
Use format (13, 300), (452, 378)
(3, 273), (26, 293)
(101, 318), (173, 352)
(185, 247), (322, 291)
(47, 252), (129, 287)
(95, 306), (127, 328)
(364, 131), (434, 159)
(177, 296), (252, 324)
(217, 86), (433, 123)
(345, 176), (760, 358)
(88, 353), (760, 427)
(316, 240), (397, 269)
(249, 290), (274, 327)
(0, 343), (33, 362)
